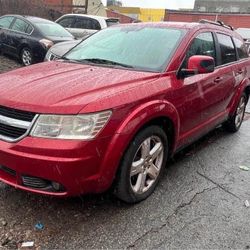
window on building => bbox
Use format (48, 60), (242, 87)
(217, 33), (236, 65)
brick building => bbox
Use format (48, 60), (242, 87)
(194, 0), (250, 13)
(164, 10), (250, 29)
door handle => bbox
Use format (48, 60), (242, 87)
(237, 69), (244, 74)
(214, 77), (223, 83)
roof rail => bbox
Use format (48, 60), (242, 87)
(199, 19), (234, 31)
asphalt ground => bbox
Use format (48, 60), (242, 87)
(0, 55), (250, 249)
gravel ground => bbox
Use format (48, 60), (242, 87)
(1, 55), (250, 249)
(0, 55), (21, 74)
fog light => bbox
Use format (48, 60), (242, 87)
(52, 182), (62, 191)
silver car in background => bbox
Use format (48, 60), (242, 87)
(56, 14), (119, 39)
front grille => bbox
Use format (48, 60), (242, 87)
(22, 176), (50, 189)
(0, 106), (35, 122)
(48, 53), (59, 61)
(0, 123), (27, 139)
(0, 106), (36, 142)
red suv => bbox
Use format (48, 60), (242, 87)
(0, 20), (249, 203)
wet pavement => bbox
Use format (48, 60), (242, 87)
(1, 55), (250, 249)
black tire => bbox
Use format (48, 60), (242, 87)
(223, 93), (247, 133)
(20, 47), (34, 66)
(114, 125), (168, 203)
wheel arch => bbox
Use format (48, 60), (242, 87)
(95, 100), (180, 192)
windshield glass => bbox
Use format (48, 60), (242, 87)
(36, 22), (73, 37)
(65, 26), (184, 72)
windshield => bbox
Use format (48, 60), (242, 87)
(36, 22), (73, 37)
(65, 26), (184, 72)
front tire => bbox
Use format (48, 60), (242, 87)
(20, 47), (34, 66)
(223, 93), (247, 132)
(114, 126), (168, 203)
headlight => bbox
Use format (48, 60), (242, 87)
(30, 111), (112, 140)
(40, 39), (54, 49)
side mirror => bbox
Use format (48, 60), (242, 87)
(179, 55), (215, 78)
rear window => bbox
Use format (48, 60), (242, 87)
(36, 22), (73, 37)
(0, 16), (14, 29)
(106, 19), (119, 27)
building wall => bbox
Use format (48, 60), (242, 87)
(108, 6), (165, 22)
(194, 0), (250, 13)
(164, 10), (250, 28)
(106, 9), (135, 23)
(139, 9), (165, 22)
(42, 0), (73, 13)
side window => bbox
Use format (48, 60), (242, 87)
(184, 32), (216, 67)
(11, 19), (31, 34)
(74, 17), (89, 29)
(233, 37), (248, 59)
(90, 19), (101, 30)
(58, 17), (74, 28)
(217, 33), (236, 65)
(74, 17), (101, 30)
(0, 16), (14, 29)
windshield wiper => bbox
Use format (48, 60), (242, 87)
(78, 58), (134, 68)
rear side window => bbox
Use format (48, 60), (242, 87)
(217, 33), (236, 65)
(58, 17), (75, 28)
(0, 16), (14, 29)
(11, 18), (32, 34)
(106, 19), (119, 27)
(184, 32), (216, 67)
(233, 37), (248, 59)
(74, 17), (101, 30)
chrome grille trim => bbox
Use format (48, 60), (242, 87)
(0, 115), (31, 129)
(0, 114), (39, 143)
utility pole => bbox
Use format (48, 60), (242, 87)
(85, 0), (89, 14)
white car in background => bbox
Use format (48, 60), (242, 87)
(56, 14), (119, 39)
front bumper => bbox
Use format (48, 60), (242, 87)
(0, 135), (113, 197)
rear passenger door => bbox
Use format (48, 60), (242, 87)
(213, 33), (237, 113)
(5, 18), (33, 56)
(232, 37), (249, 91)
(0, 16), (15, 53)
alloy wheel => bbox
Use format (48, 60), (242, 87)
(22, 49), (32, 66)
(130, 136), (164, 194)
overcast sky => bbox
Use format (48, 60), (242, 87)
(101, 0), (195, 9)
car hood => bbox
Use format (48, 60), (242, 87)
(0, 61), (161, 114)
(49, 40), (81, 57)
(47, 36), (75, 44)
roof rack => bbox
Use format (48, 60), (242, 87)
(199, 19), (234, 31)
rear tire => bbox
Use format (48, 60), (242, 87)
(223, 93), (247, 132)
(20, 47), (34, 66)
(114, 126), (168, 203)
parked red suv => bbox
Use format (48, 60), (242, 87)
(0, 20), (249, 203)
